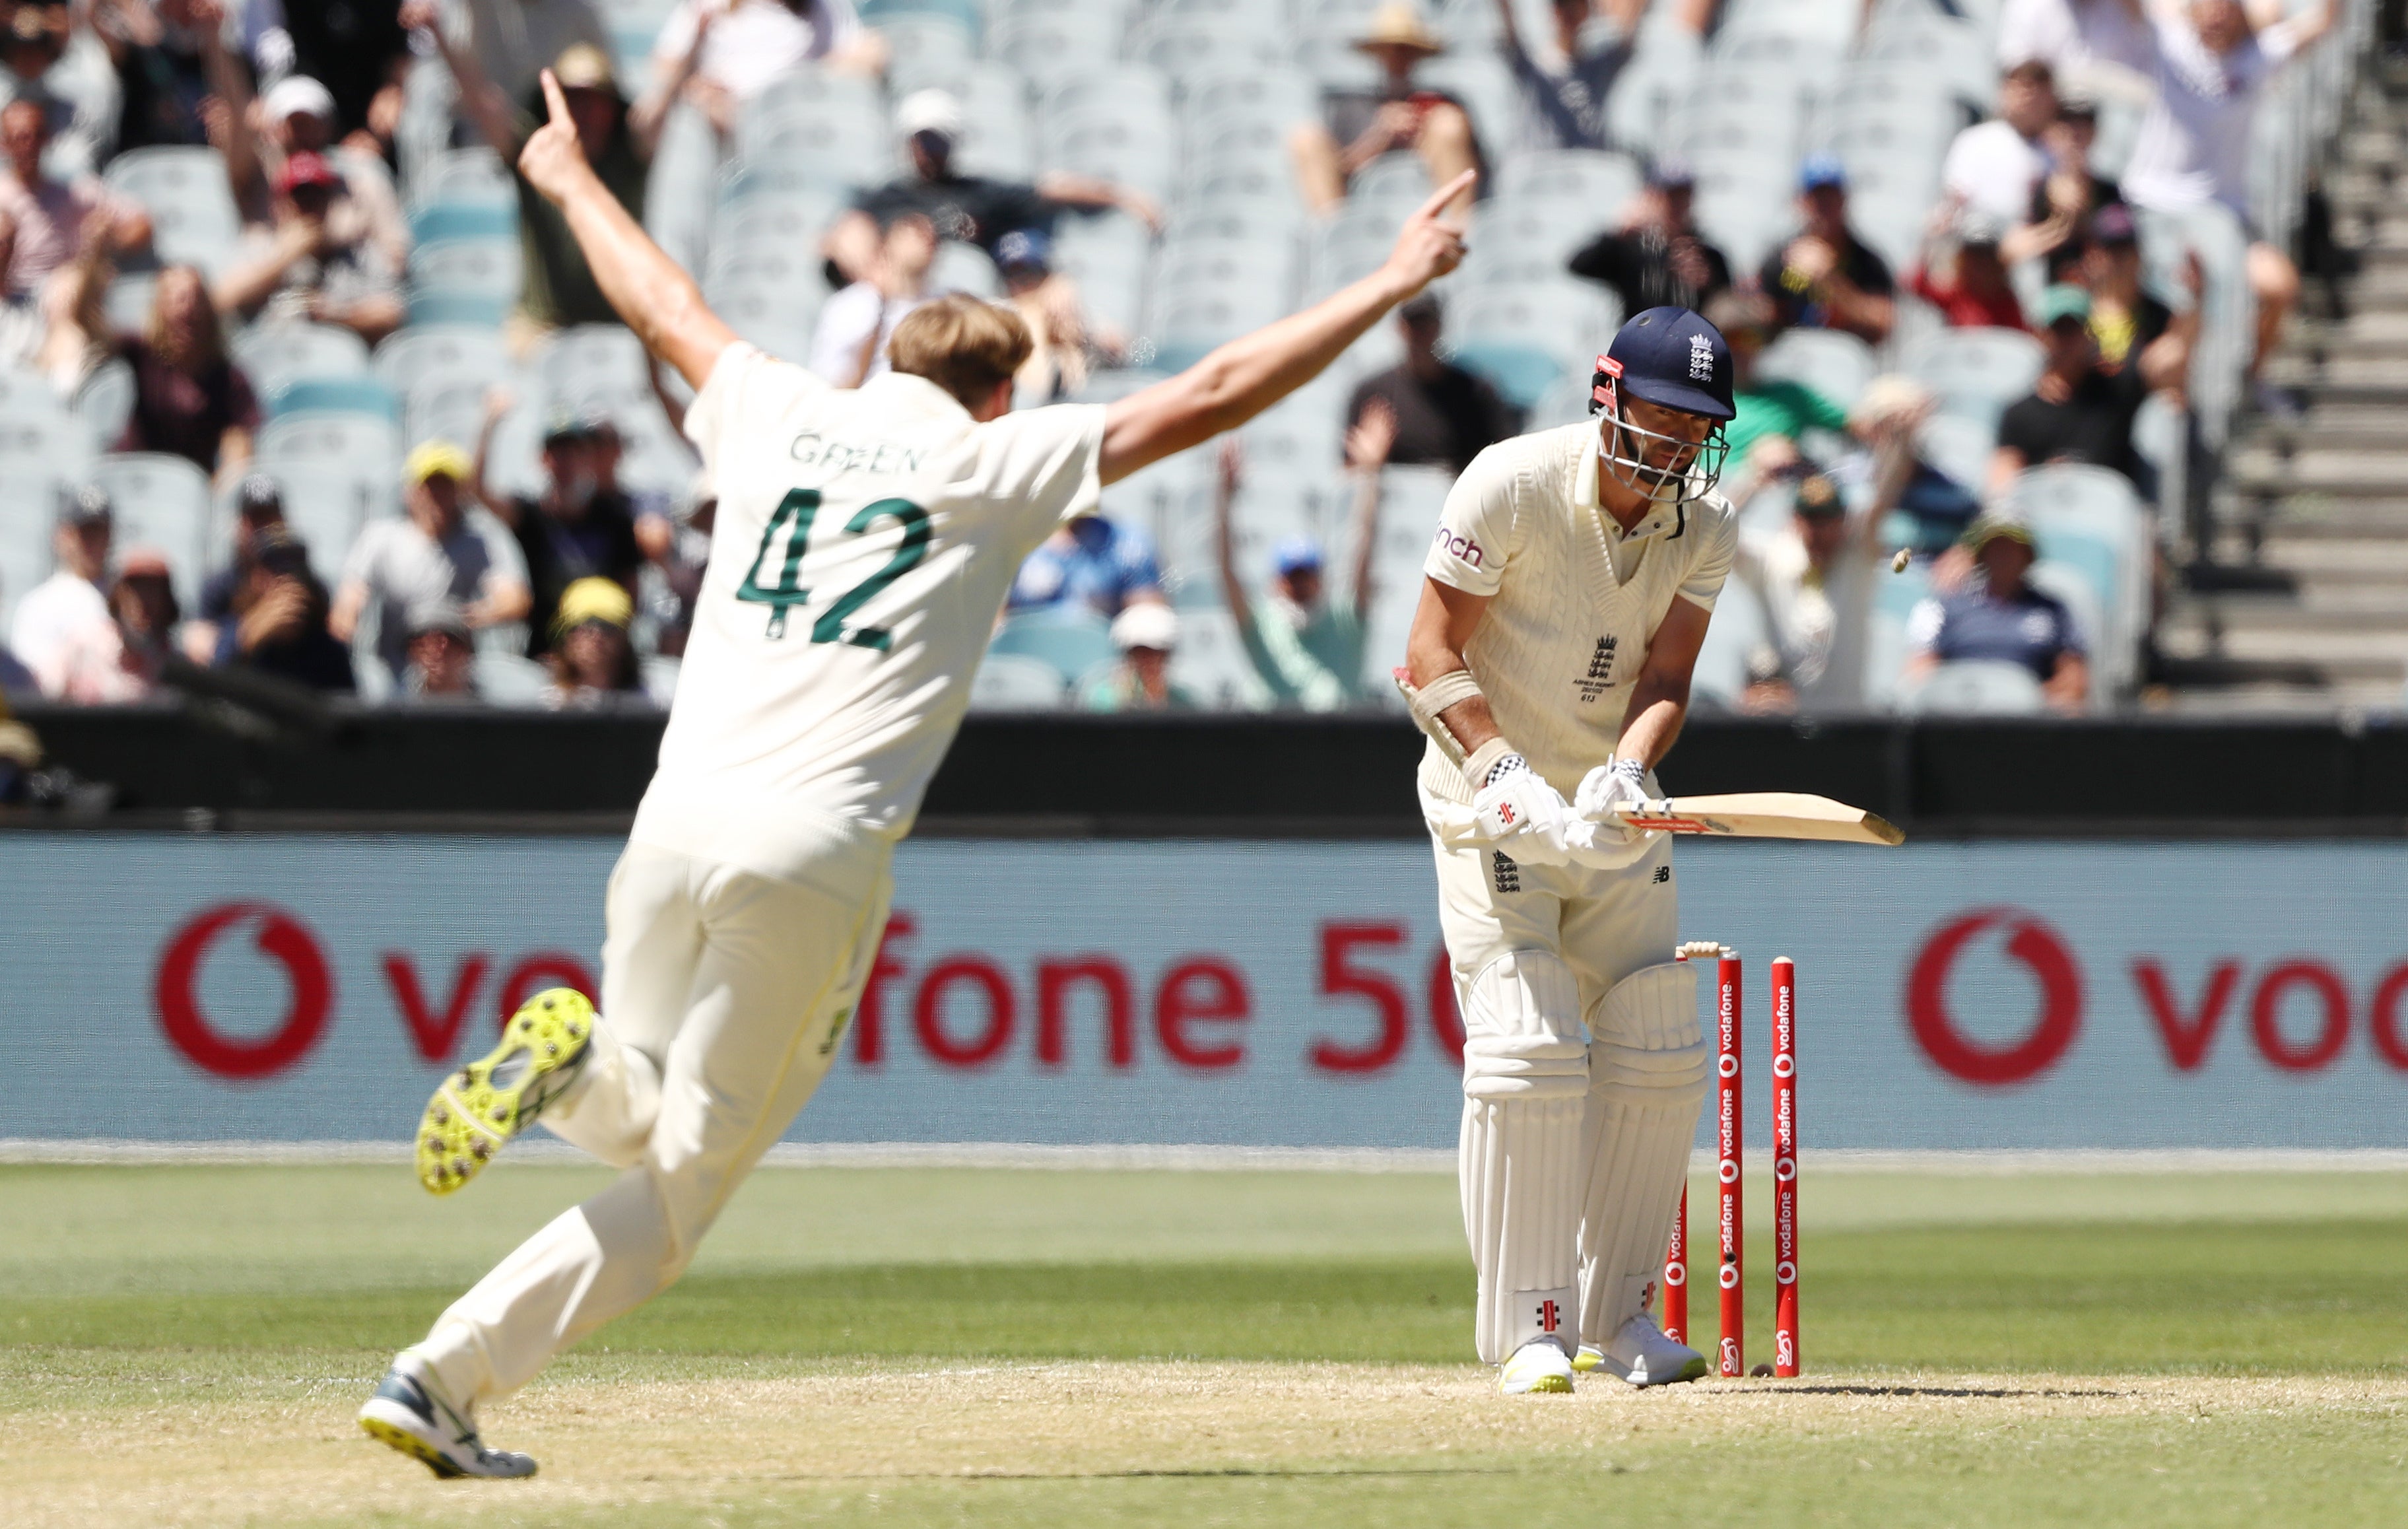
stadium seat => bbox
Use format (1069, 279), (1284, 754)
(257, 411), (402, 504)
(1050, 211), (1153, 339)
(409, 238), (523, 308)
(916, 62), (1038, 180)
(1494, 149), (1642, 213)
(870, 12), (978, 86)
(0, 479), (55, 629)
(247, 459), (388, 564)
(1345, 153), (1436, 220)
(1166, 601), (1275, 710)
(1900, 658), (2046, 715)
(409, 200), (516, 247)
(1145, 282), (1290, 372)
(265, 376), (400, 423)
(71, 358), (133, 452)
(1916, 412), (1996, 498)
(475, 650), (554, 708)
(89, 453), (213, 605)
(1182, 114), (1296, 195)
(1756, 328), (1877, 413)
(232, 323), (371, 402)
(1044, 65), (1174, 129)
(1603, 21), (1705, 159)
(1154, 234), (1298, 311)
(1448, 281), (1618, 411)
(993, 9), (1125, 92)
(933, 240), (1003, 299)
(860, 0), (984, 31)
(409, 149), (517, 213)
(0, 403), (96, 487)
(1904, 327), (2046, 430)
(735, 76), (894, 184)
(968, 652), (1070, 710)
(989, 607), (1118, 681)
(1042, 102), (1180, 203)
(104, 147), (241, 277)
(1690, 570), (1768, 710)
(1184, 67), (1320, 132)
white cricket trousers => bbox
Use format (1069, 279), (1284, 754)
(412, 839), (892, 1410)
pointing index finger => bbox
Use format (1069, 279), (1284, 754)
(539, 67), (572, 127)
(1411, 168), (1478, 228)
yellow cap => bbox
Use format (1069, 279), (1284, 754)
(552, 576), (633, 637)
(404, 439), (473, 487)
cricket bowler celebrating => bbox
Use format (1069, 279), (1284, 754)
(1401, 307), (1735, 1394)
(358, 71), (1470, 1478)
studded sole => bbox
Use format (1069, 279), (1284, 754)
(416, 988), (595, 1196)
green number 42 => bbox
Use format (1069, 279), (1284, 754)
(735, 488), (931, 648)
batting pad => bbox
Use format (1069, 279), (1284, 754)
(1457, 949), (1588, 1363)
(1577, 961), (1710, 1345)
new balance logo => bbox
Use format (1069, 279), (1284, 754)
(1654, 864), (1671, 884)
(1576, 634), (1619, 703)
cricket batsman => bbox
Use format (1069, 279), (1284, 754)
(1401, 307), (1736, 1394)
(357, 70), (1470, 1478)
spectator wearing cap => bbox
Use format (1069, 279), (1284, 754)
(635, 0), (881, 144)
(545, 575), (647, 708)
(269, 0), (412, 159)
(9, 486), (146, 703)
(250, 75), (409, 275)
(1568, 158), (1733, 316)
(1908, 206), (2028, 330)
(473, 396), (646, 658)
(1008, 511), (1166, 622)
(212, 525), (353, 693)
(999, 227), (1123, 403)
(116, 264), (258, 479)
(1214, 433), (1376, 712)
(2005, 90), (2124, 281)
(410, 13), (656, 345)
(1941, 60), (2059, 230)
(808, 211), (936, 390)
(0, 94), (147, 300)
(844, 90), (1162, 275)
(1491, 0), (1718, 153)
(106, 544), (180, 693)
(214, 149), (405, 344)
(1990, 284), (2150, 496)
(1291, 2), (1479, 220)
(1081, 601), (1197, 713)
(333, 440), (532, 685)
(1344, 293), (1520, 476)
(1703, 291), (1849, 481)
(1905, 516), (2089, 714)
(1758, 156), (1895, 345)
(2080, 204), (2201, 402)
(399, 597), (483, 704)
(185, 472), (285, 662)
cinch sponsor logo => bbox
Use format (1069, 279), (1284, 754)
(1904, 906), (2408, 1085)
(1432, 527), (1483, 566)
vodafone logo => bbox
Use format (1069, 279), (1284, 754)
(155, 902), (335, 1080)
(1906, 907), (2083, 1086)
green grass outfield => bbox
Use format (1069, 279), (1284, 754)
(4, 1162), (2407, 1526)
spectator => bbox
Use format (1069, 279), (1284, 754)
(1905, 516), (2089, 713)
(2080, 203), (2201, 401)
(1941, 60), (2059, 228)
(1758, 156), (1895, 345)
(843, 90), (1162, 273)
(2005, 90), (2123, 280)
(1704, 291), (1849, 479)
(1290, 2), (1479, 220)
(432, 0), (611, 106)
(807, 210), (936, 389)
(252, 75), (409, 274)
(332, 440), (533, 684)
(8, 485), (147, 702)
(999, 227), (1123, 403)
(473, 400), (645, 658)
(1834, 375), (1983, 555)
(1008, 511), (1164, 619)
(1215, 428), (1376, 712)
(2122, 0), (2335, 391)
(1990, 284), (2149, 494)
(544, 575), (646, 708)
(27, 1), (131, 176)
(1343, 292), (1520, 475)
(635, 469), (712, 658)
(1492, 0), (1718, 153)
(106, 545), (179, 692)
(1997, 0), (2156, 101)
(1734, 472), (1888, 714)
(271, 0), (412, 150)
(116, 264), (258, 479)
(29, 226), (110, 392)
(0, 208), (44, 370)
(212, 525), (353, 693)
(0, 94), (147, 299)
(634, 0), (883, 144)
(1908, 207), (2028, 330)
(213, 150), (405, 344)
(1568, 157), (1732, 314)
(398, 597), (483, 704)
(91, 0), (244, 156)
(0, 597), (33, 697)
(185, 470), (283, 662)
(1081, 599), (1195, 712)
(413, 15), (655, 345)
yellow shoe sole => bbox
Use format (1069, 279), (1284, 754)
(1504, 1372), (1574, 1395)
(360, 1415), (465, 1479)
(417, 988), (593, 1195)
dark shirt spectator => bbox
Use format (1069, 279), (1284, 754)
(275, 0), (411, 144)
(116, 264), (259, 477)
(1906, 516), (2088, 712)
(1345, 292), (1520, 476)
(1757, 156), (1896, 345)
(2017, 98), (2124, 283)
(1009, 514), (1164, 619)
(1569, 160), (1732, 315)
(2079, 204), (2199, 401)
(1991, 285), (2147, 492)
(94, 0), (240, 154)
(476, 406), (646, 658)
(185, 471), (284, 661)
(213, 526), (354, 692)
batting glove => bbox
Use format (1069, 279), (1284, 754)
(1470, 755), (1576, 867)
(1564, 758), (1662, 871)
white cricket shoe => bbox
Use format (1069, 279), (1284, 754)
(1498, 1338), (1577, 1394)
(1577, 1312), (1709, 1388)
(358, 1355), (537, 1479)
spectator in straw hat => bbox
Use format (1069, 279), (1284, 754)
(1291, 1), (1481, 219)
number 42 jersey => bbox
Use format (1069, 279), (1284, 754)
(630, 343), (1105, 885)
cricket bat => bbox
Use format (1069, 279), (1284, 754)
(1393, 669), (1904, 846)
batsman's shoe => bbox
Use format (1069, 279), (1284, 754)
(417, 988), (593, 1194)
(1584, 1312), (1708, 1388)
(358, 1357), (536, 1479)
(1498, 1338), (1577, 1395)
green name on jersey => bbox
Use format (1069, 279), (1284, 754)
(735, 487), (931, 647)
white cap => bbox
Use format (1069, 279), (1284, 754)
(1110, 601), (1179, 652)
(895, 88), (964, 143)
(263, 75), (337, 125)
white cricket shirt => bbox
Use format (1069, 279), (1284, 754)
(630, 343), (1104, 887)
